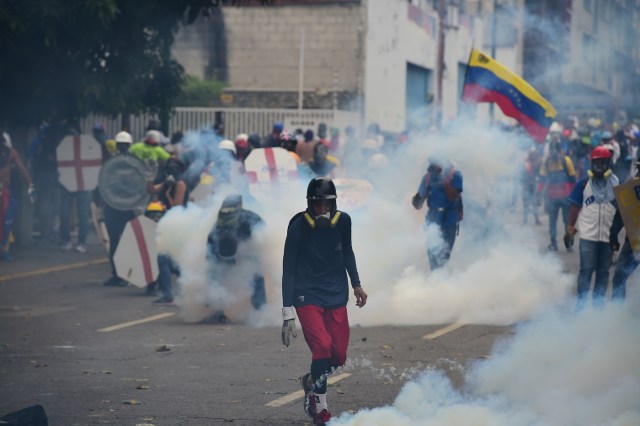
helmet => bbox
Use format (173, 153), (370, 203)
(601, 130), (613, 140)
(591, 146), (612, 160)
(549, 122), (563, 133)
(362, 139), (379, 151)
(145, 130), (162, 146)
(306, 177), (337, 200)
(235, 133), (248, 143)
(590, 146), (612, 178)
(280, 129), (291, 141)
(115, 131), (133, 144)
(146, 201), (167, 213)
(306, 177), (337, 227)
(218, 139), (237, 155)
(144, 201), (167, 222)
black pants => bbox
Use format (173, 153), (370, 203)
(103, 204), (135, 276)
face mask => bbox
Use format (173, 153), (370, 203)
(315, 212), (331, 227)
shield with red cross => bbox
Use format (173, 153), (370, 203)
(244, 147), (299, 205)
(57, 134), (102, 192)
(113, 215), (159, 288)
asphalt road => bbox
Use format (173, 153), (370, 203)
(0, 217), (582, 426)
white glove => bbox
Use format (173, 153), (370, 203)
(281, 307), (297, 347)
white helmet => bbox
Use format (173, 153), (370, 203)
(219, 139), (237, 155)
(115, 131), (133, 144)
(369, 153), (389, 169)
(235, 133), (248, 142)
(362, 139), (379, 151)
(549, 122), (563, 133)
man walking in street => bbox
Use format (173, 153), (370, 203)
(281, 177), (367, 426)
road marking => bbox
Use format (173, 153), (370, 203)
(0, 259), (109, 283)
(265, 373), (351, 407)
(98, 313), (176, 332)
(0, 306), (75, 318)
(422, 322), (466, 340)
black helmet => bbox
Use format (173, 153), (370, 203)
(306, 177), (337, 200)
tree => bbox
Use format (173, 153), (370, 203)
(0, 0), (270, 137)
(176, 75), (225, 107)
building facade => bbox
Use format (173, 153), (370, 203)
(172, 0), (523, 133)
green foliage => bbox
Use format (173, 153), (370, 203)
(0, 0), (271, 130)
(176, 76), (225, 107)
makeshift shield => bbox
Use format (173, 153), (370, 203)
(333, 178), (374, 210)
(244, 147), (299, 205)
(113, 215), (159, 288)
(613, 177), (640, 256)
(57, 134), (102, 192)
(98, 155), (150, 211)
(190, 173), (215, 205)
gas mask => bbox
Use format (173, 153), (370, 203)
(215, 195), (242, 260)
(589, 158), (611, 179)
(315, 212), (331, 227)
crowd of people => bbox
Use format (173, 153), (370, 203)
(1, 112), (639, 426)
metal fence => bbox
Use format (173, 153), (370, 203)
(80, 108), (361, 141)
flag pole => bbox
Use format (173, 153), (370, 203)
(489, 0), (498, 122)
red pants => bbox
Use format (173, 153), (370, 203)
(296, 305), (349, 366)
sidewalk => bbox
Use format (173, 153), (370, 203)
(0, 231), (108, 280)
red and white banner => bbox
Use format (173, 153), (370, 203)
(113, 216), (159, 288)
(244, 147), (299, 205)
(57, 134), (102, 192)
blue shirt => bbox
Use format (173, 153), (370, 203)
(282, 212), (360, 308)
(417, 168), (463, 227)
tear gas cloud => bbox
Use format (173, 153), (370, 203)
(157, 118), (575, 326)
(331, 303), (640, 426)
(155, 114), (639, 425)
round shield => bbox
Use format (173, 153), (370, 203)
(98, 155), (150, 211)
(333, 178), (374, 210)
(56, 134), (102, 192)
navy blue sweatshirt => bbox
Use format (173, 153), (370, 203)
(282, 211), (361, 308)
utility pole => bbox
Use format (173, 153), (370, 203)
(489, 0), (498, 121)
(436, 0), (446, 128)
(298, 28), (305, 112)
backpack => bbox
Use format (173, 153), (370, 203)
(423, 168), (464, 222)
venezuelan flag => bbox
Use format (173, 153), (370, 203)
(461, 48), (556, 142)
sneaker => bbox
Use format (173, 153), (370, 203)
(313, 409), (331, 426)
(1, 252), (13, 262)
(74, 244), (87, 253)
(152, 297), (175, 306)
(103, 276), (128, 287)
(144, 282), (159, 296)
(300, 373), (316, 418)
(60, 241), (73, 251)
(547, 243), (558, 252)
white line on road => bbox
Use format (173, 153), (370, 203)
(265, 373), (352, 407)
(422, 322), (466, 340)
(0, 259), (108, 283)
(97, 312), (176, 332)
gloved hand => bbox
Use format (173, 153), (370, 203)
(27, 184), (36, 204)
(281, 306), (297, 347)
(411, 193), (424, 210)
(563, 231), (574, 250)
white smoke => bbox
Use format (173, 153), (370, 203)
(331, 303), (640, 426)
